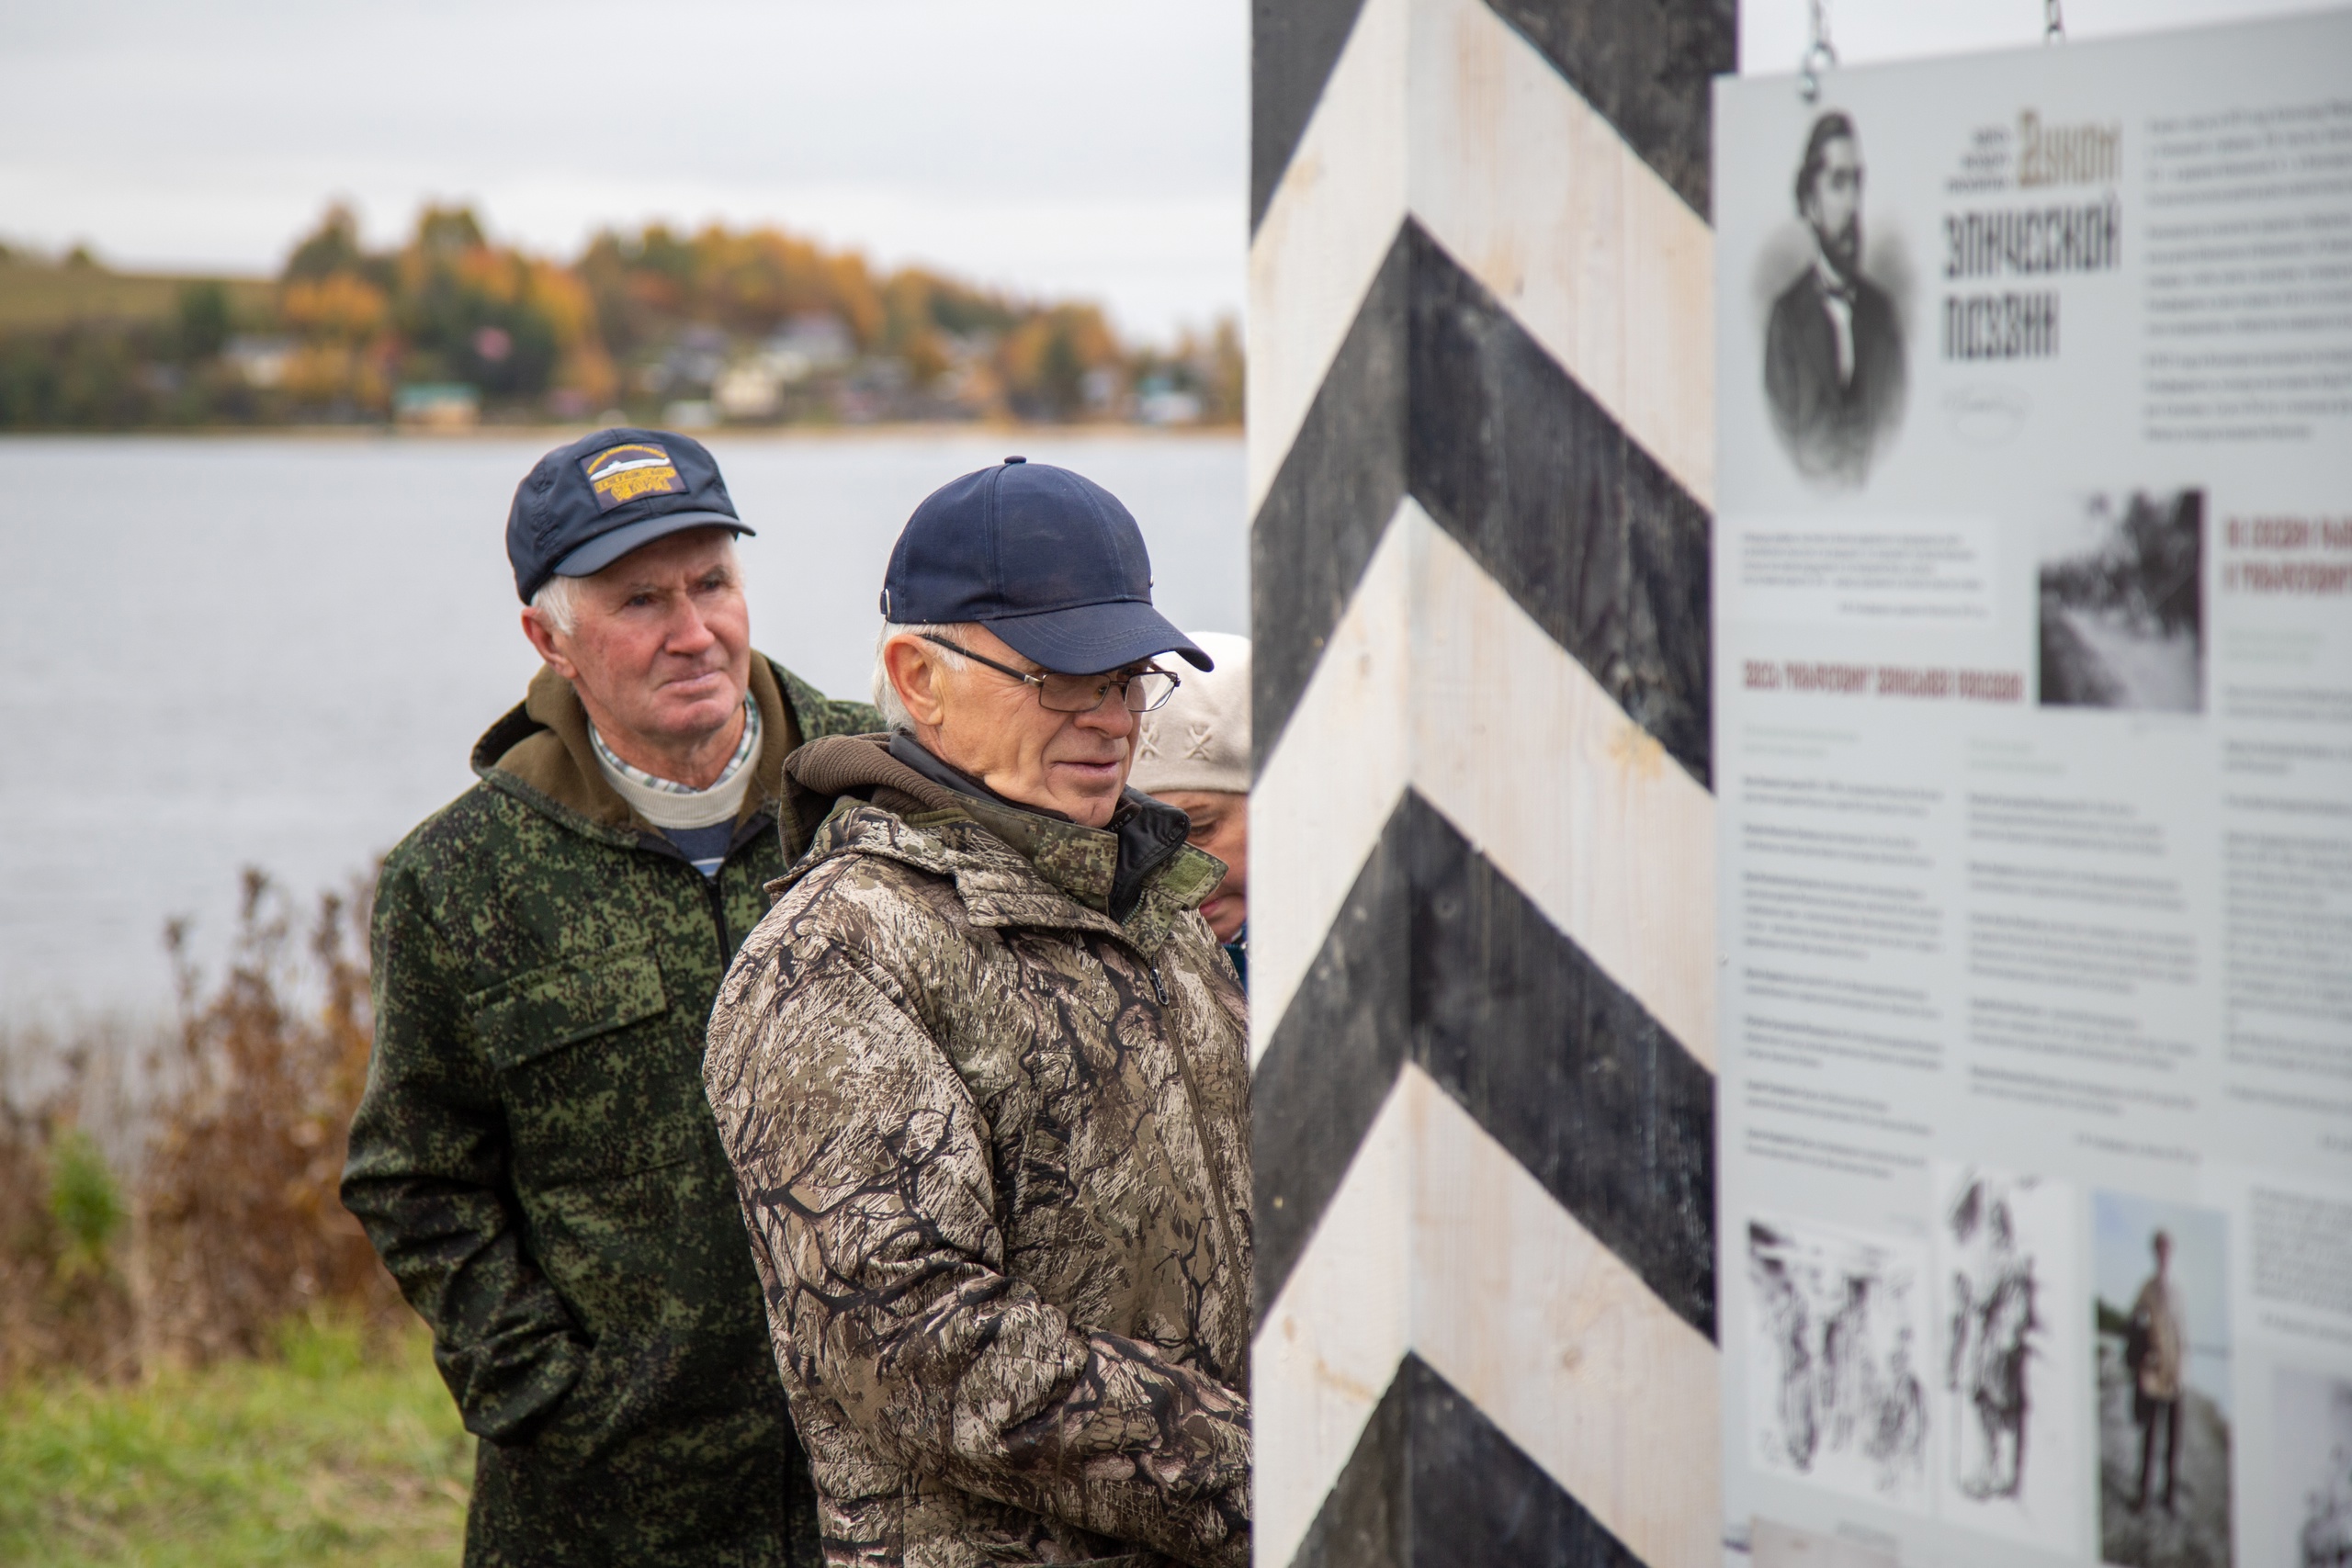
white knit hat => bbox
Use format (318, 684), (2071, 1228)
(1130, 631), (1250, 796)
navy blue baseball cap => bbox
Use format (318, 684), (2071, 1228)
(881, 457), (1211, 673)
(506, 426), (752, 603)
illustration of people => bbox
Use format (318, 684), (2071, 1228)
(1750, 1231), (1821, 1469)
(1748, 1224), (1928, 1498)
(1946, 1177), (2037, 1500)
(1823, 1273), (1875, 1453)
(1868, 1328), (1931, 1496)
(1765, 111), (1906, 486)
(2127, 1229), (2187, 1513)
(1822, 1269), (1928, 1497)
(2303, 1444), (2352, 1568)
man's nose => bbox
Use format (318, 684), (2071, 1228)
(665, 599), (718, 653)
(1076, 693), (1137, 737)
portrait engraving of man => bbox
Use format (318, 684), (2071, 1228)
(1766, 111), (1906, 485)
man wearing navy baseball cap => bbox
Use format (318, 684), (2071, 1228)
(704, 458), (1254, 1567)
(344, 427), (877, 1567)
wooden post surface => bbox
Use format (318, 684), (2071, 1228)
(1248, 0), (1734, 1562)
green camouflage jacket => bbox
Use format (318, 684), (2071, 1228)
(704, 735), (1255, 1568)
(342, 654), (877, 1568)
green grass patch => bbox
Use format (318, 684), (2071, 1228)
(0, 259), (273, 331)
(0, 1315), (471, 1567)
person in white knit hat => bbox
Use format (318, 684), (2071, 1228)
(1130, 630), (1250, 982)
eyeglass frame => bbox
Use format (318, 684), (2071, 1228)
(916, 633), (1182, 715)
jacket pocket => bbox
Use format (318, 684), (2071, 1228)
(524, 1334), (624, 1464)
(469, 944), (669, 1071)
(468, 945), (700, 1189)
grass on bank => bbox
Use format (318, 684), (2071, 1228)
(0, 255), (272, 332)
(0, 1314), (471, 1568)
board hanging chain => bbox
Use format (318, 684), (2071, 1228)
(1799, 0), (1838, 102)
(2046, 0), (2065, 42)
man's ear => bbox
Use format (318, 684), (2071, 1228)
(521, 610), (580, 681)
(883, 636), (947, 728)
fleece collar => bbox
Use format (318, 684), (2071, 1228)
(780, 734), (1223, 953)
(469, 654), (804, 849)
(882, 734), (1192, 920)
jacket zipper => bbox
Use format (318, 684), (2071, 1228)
(699, 870), (729, 961)
(642, 831), (733, 962)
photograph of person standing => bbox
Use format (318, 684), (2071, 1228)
(2128, 1229), (2187, 1515)
(2095, 1192), (2233, 1568)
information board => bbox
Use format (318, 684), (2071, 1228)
(1713, 14), (2352, 1566)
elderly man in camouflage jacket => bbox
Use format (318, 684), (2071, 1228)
(343, 429), (877, 1567)
(704, 458), (1253, 1568)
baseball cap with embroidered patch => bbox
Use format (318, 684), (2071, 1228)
(506, 426), (753, 603)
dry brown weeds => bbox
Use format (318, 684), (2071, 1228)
(1, 866), (406, 1382)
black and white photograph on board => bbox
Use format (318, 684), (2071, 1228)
(2277, 1367), (2352, 1568)
(2039, 489), (2206, 714)
(1758, 109), (1910, 489)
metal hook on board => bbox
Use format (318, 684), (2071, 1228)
(1799, 0), (1838, 103)
(2046, 0), (2065, 42)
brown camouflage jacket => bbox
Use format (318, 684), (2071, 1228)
(704, 735), (1254, 1568)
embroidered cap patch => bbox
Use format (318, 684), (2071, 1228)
(581, 442), (686, 512)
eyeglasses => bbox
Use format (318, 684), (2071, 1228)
(920, 633), (1181, 714)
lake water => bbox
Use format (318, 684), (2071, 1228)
(0, 431), (1245, 1022)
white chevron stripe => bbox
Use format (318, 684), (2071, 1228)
(1408, 510), (1719, 1069)
(1250, 499), (1718, 1072)
(1255, 1065), (1722, 1568)
(1246, 0), (1408, 521)
(1253, 1076), (1413, 1566)
(1247, 0), (1716, 522)
(1248, 502), (1413, 1066)
(1408, 0), (1715, 509)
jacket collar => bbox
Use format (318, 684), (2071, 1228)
(470, 654), (807, 850)
(883, 733), (1193, 920)
(780, 734), (1224, 954)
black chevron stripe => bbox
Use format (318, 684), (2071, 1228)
(1251, 222), (1711, 788)
(1478, 0), (1736, 220)
(1251, 0), (1377, 233)
(1250, 229), (1409, 779)
(1406, 221), (1713, 787)
(1254, 790), (1716, 1340)
(1290, 1353), (1645, 1568)
(1250, 0), (1732, 234)
(1253, 793), (1412, 1314)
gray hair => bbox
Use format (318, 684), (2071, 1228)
(528, 573), (584, 637)
(871, 621), (976, 730)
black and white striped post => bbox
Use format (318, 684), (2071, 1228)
(1248, 0), (1732, 1561)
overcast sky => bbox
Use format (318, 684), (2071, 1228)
(0, 0), (2327, 342)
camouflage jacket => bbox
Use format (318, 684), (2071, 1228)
(704, 735), (1254, 1568)
(342, 654), (877, 1568)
